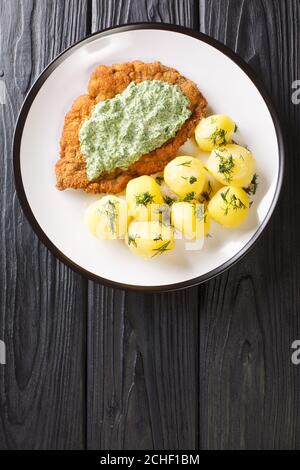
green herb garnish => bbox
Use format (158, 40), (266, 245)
(209, 128), (227, 146)
(153, 234), (163, 241)
(200, 181), (213, 203)
(183, 192), (196, 202)
(164, 196), (175, 206)
(177, 160), (192, 167)
(100, 200), (117, 235)
(128, 234), (139, 248)
(135, 191), (155, 207)
(221, 188), (247, 216)
(180, 176), (197, 184)
(215, 150), (235, 183)
(151, 241), (172, 258)
(243, 174), (258, 196)
(155, 176), (164, 186)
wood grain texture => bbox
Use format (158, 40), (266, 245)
(1, 0), (299, 451)
(0, 0), (88, 449)
(92, 0), (198, 29)
(87, 0), (200, 450)
(198, 0), (300, 450)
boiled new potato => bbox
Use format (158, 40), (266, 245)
(206, 144), (256, 187)
(171, 201), (210, 239)
(126, 175), (164, 221)
(208, 186), (250, 228)
(85, 195), (127, 239)
(164, 156), (206, 198)
(195, 114), (236, 152)
(126, 220), (175, 259)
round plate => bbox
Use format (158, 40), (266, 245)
(13, 24), (284, 292)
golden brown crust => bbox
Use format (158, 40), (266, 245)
(55, 61), (207, 194)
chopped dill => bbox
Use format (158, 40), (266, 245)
(128, 233), (139, 248)
(180, 176), (197, 184)
(164, 196), (175, 206)
(135, 191), (155, 207)
(153, 234), (163, 241)
(221, 188), (247, 216)
(209, 128), (227, 146)
(215, 150), (235, 183)
(100, 200), (117, 235)
(177, 160), (192, 167)
(151, 241), (172, 258)
(200, 181), (213, 203)
(183, 192), (196, 202)
(243, 174), (258, 196)
(155, 176), (164, 186)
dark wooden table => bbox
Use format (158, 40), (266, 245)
(0, 0), (299, 450)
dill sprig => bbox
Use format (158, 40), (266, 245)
(243, 174), (258, 196)
(153, 234), (163, 241)
(135, 191), (155, 207)
(128, 233), (139, 248)
(200, 181), (213, 203)
(155, 176), (164, 186)
(189, 176), (197, 184)
(183, 192), (196, 202)
(221, 188), (246, 216)
(215, 150), (235, 183)
(209, 128), (227, 146)
(164, 196), (175, 206)
(181, 176), (197, 184)
(177, 160), (192, 167)
(151, 241), (172, 258)
(100, 200), (117, 235)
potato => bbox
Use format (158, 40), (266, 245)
(84, 195), (127, 239)
(208, 186), (250, 228)
(206, 144), (256, 187)
(171, 201), (210, 239)
(195, 114), (236, 152)
(164, 156), (206, 198)
(126, 175), (164, 221)
(126, 220), (175, 259)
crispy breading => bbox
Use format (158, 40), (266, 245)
(55, 61), (207, 194)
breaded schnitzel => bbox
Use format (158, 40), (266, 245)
(55, 61), (207, 194)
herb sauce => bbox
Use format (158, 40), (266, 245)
(79, 80), (191, 180)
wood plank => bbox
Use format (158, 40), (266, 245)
(91, 0), (198, 29)
(198, 0), (300, 450)
(87, 0), (200, 450)
(0, 0), (89, 449)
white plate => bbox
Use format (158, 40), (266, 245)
(13, 24), (284, 291)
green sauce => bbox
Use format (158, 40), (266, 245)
(79, 80), (191, 180)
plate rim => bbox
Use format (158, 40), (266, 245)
(13, 23), (285, 292)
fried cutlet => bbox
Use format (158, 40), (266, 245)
(55, 61), (207, 194)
